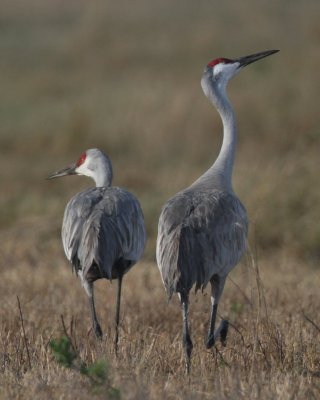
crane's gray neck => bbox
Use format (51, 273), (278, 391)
(193, 74), (237, 192)
(91, 161), (113, 187)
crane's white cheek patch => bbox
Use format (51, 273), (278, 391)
(213, 64), (226, 75)
(213, 63), (239, 81)
(76, 163), (90, 177)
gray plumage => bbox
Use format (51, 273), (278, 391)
(157, 189), (247, 298)
(63, 186), (145, 282)
(48, 148), (146, 350)
(156, 50), (278, 373)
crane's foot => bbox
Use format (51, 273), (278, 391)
(185, 359), (191, 375)
(93, 322), (103, 339)
(114, 335), (119, 357)
(206, 319), (229, 349)
(183, 336), (193, 375)
(219, 319), (229, 347)
(206, 334), (215, 349)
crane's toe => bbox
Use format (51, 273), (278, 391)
(206, 319), (229, 348)
(184, 335), (193, 359)
(183, 334), (193, 374)
(93, 322), (103, 339)
(219, 319), (229, 346)
(206, 334), (215, 349)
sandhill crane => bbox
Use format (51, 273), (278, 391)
(48, 148), (146, 352)
(156, 50), (278, 372)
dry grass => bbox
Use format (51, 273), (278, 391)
(1, 0), (320, 398)
(0, 219), (319, 399)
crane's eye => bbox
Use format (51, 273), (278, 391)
(207, 58), (232, 68)
(76, 152), (87, 167)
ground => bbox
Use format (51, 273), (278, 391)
(0, 219), (319, 399)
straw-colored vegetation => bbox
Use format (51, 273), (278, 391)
(0, 0), (319, 398)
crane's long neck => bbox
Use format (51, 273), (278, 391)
(90, 161), (113, 188)
(94, 173), (111, 187)
(193, 77), (237, 192)
(86, 157), (113, 187)
(211, 90), (237, 190)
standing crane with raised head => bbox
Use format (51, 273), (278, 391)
(48, 148), (146, 352)
(156, 50), (278, 372)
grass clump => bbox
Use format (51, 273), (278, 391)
(49, 336), (77, 369)
(49, 336), (120, 399)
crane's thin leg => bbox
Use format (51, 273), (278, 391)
(180, 292), (193, 374)
(114, 273), (123, 356)
(87, 283), (103, 339)
(79, 273), (103, 338)
(206, 275), (227, 349)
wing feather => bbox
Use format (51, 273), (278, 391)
(157, 190), (248, 298)
(62, 187), (146, 280)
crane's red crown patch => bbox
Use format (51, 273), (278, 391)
(207, 58), (232, 68)
(76, 152), (87, 167)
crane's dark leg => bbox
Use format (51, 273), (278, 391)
(206, 275), (227, 349)
(180, 292), (193, 374)
(114, 273), (123, 356)
(87, 282), (103, 339)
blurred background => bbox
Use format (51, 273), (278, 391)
(1, 0), (319, 265)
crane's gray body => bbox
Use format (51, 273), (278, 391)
(62, 186), (146, 284)
(157, 187), (247, 298)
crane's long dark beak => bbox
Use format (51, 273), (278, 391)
(234, 49), (279, 68)
(47, 163), (77, 180)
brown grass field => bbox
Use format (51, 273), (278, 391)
(0, 0), (319, 398)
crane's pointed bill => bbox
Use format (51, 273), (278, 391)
(47, 163), (77, 180)
(235, 49), (279, 68)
